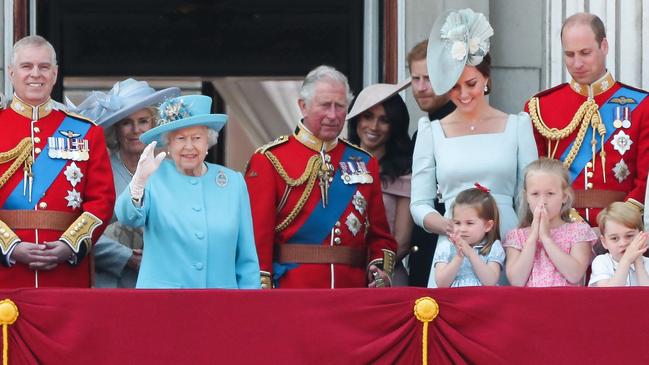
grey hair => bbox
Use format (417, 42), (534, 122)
(299, 65), (354, 107)
(161, 126), (219, 148)
(11, 35), (57, 66)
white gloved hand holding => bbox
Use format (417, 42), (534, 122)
(130, 141), (166, 202)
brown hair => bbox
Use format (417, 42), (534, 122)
(452, 187), (500, 256)
(597, 202), (644, 234)
(475, 53), (492, 95)
(561, 12), (607, 46)
(518, 158), (574, 227)
(406, 40), (427, 70)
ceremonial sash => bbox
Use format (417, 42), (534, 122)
(561, 86), (648, 183)
(3, 116), (91, 209)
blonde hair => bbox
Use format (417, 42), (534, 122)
(518, 158), (574, 227)
(597, 202), (643, 234)
(452, 187), (500, 256)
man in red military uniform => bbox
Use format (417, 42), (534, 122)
(245, 65), (397, 288)
(526, 13), (648, 225)
(0, 35), (115, 288)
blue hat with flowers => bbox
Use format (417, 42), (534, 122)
(139, 95), (227, 145)
(67, 78), (180, 129)
(427, 8), (494, 95)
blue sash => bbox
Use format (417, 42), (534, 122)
(561, 86), (648, 183)
(3, 116), (91, 209)
(273, 145), (370, 284)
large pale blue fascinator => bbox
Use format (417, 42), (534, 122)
(427, 8), (494, 95)
(67, 78), (180, 128)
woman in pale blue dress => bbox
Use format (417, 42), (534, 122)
(410, 9), (537, 287)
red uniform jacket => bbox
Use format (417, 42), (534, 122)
(526, 73), (649, 225)
(245, 124), (397, 288)
(0, 98), (115, 288)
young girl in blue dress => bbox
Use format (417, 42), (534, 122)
(433, 185), (505, 287)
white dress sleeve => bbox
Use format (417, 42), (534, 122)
(410, 116), (441, 231)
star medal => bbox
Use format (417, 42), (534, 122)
(613, 107), (622, 129)
(345, 212), (361, 236)
(65, 189), (82, 210)
(64, 162), (84, 187)
(612, 160), (630, 183)
(611, 131), (632, 155)
(352, 191), (367, 215)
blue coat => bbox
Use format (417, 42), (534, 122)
(115, 159), (260, 289)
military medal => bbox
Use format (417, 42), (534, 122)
(64, 162), (83, 187)
(216, 170), (228, 187)
(622, 107), (631, 129)
(345, 212), (361, 236)
(613, 159), (630, 183)
(611, 131), (632, 155)
(352, 191), (367, 215)
(613, 107), (622, 129)
(65, 188), (82, 210)
(49, 131), (90, 161)
(339, 162), (353, 183)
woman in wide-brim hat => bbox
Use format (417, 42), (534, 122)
(71, 78), (180, 288)
(346, 78), (413, 286)
(409, 8), (538, 288)
(114, 95), (260, 289)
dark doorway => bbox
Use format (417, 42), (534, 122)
(38, 0), (364, 99)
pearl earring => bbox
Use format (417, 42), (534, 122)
(484, 84), (488, 93)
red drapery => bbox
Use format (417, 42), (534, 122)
(1, 287), (647, 365)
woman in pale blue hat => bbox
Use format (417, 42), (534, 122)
(114, 95), (260, 289)
(409, 9), (538, 287)
(71, 78), (180, 288)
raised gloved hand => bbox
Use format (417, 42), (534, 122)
(130, 141), (166, 201)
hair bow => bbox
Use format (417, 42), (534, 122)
(474, 182), (491, 193)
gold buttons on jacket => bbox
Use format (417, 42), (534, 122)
(33, 137), (41, 144)
(34, 147), (42, 154)
(38, 202), (47, 209)
(33, 126), (40, 133)
(586, 183), (593, 189)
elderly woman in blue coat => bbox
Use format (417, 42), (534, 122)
(114, 95), (260, 289)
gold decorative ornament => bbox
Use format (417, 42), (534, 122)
(0, 137), (33, 190)
(0, 299), (19, 365)
(414, 297), (439, 365)
(528, 97), (607, 181)
(60, 212), (103, 253)
(265, 152), (323, 232)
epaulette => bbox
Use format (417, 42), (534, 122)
(256, 135), (289, 153)
(531, 82), (568, 99)
(341, 138), (372, 156)
(62, 109), (97, 125)
(618, 82), (649, 96)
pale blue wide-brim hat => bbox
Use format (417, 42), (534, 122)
(140, 95), (227, 145)
(427, 8), (494, 95)
(67, 78), (180, 128)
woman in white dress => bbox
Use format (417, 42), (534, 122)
(410, 8), (538, 287)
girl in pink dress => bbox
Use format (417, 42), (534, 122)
(504, 158), (597, 287)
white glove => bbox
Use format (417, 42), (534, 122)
(130, 141), (166, 201)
